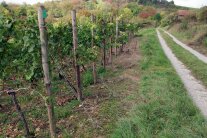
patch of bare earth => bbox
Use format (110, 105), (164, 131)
(114, 38), (140, 81)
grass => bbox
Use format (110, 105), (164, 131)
(111, 28), (207, 137)
(55, 100), (80, 119)
(81, 70), (140, 137)
(160, 29), (207, 88)
(82, 69), (94, 87)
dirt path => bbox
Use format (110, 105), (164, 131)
(161, 29), (207, 64)
(157, 29), (207, 118)
(112, 37), (140, 81)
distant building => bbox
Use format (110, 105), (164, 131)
(177, 10), (191, 19)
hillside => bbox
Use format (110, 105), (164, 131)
(161, 6), (207, 55)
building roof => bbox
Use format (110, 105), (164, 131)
(177, 10), (191, 16)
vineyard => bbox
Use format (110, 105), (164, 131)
(1, 0), (207, 138)
(0, 1), (140, 137)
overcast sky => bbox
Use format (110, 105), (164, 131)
(172, 0), (207, 8)
(0, 0), (207, 8)
(0, 0), (51, 5)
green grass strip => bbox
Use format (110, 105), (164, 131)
(111, 28), (207, 138)
(160, 30), (207, 88)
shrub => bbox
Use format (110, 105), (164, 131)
(83, 70), (93, 87)
(127, 2), (142, 16)
(160, 13), (176, 27)
(98, 66), (106, 78)
(197, 6), (207, 23)
(98, 66), (106, 74)
(154, 13), (162, 22)
(139, 6), (156, 19)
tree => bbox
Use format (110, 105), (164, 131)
(170, 0), (174, 5)
(1, 1), (8, 8)
(127, 2), (141, 16)
(154, 13), (162, 22)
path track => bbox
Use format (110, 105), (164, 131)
(161, 29), (207, 64)
(157, 29), (207, 118)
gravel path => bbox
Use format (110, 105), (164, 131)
(157, 29), (207, 118)
(161, 29), (207, 64)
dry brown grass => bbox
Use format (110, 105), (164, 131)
(168, 23), (207, 55)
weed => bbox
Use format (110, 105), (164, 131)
(62, 129), (72, 138)
(83, 89), (93, 97)
(0, 113), (8, 124)
(203, 37), (207, 47)
(179, 20), (188, 30)
(28, 107), (47, 119)
(55, 100), (79, 119)
(83, 70), (93, 87)
(97, 66), (106, 77)
(18, 95), (33, 104)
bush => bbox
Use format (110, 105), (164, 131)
(154, 13), (162, 22)
(160, 13), (176, 27)
(139, 6), (156, 19)
(98, 66), (106, 73)
(127, 2), (142, 16)
(98, 66), (106, 78)
(161, 18), (170, 27)
(83, 70), (93, 87)
(197, 6), (207, 23)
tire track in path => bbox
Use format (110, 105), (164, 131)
(161, 29), (207, 64)
(157, 29), (207, 118)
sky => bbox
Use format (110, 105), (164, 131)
(0, 0), (207, 8)
(172, 0), (207, 8)
(0, 0), (51, 5)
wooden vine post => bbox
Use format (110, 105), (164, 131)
(91, 14), (97, 84)
(115, 18), (119, 57)
(109, 37), (112, 64)
(38, 5), (56, 138)
(71, 9), (82, 101)
(109, 16), (113, 65)
(8, 90), (30, 137)
(102, 20), (106, 69)
(120, 19), (124, 53)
